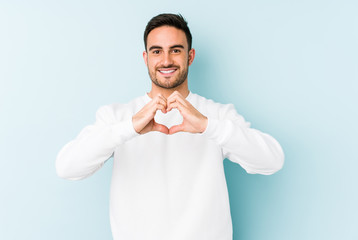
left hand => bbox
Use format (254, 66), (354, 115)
(166, 91), (208, 135)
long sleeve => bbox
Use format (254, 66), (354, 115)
(202, 103), (284, 175)
(56, 105), (139, 180)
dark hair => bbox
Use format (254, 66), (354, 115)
(144, 13), (192, 51)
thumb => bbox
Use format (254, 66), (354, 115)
(152, 121), (169, 134)
(169, 124), (185, 135)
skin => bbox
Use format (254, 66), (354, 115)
(132, 26), (208, 135)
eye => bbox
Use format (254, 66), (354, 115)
(172, 49), (181, 53)
(152, 50), (161, 54)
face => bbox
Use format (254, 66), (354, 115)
(143, 26), (195, 89)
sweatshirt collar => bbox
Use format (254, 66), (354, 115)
(144, 91), (193, 104)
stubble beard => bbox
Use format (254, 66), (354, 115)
(148, 62), (189, 89)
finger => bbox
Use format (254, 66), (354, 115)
(152, 121), (169, 134)
(167, 100), (185, 113)
(167, 98), (187, 111)
(152, 98), (168, 113)
(154, 93), (167, 102)
(157, 94), (167, 103)
(154, 95), (167, 106)
(156, 102), (168, 113)
(167, 93), (187, 109)
(169, 123), (185, 135)
(153, 94), (167, 106)
(168, 90), (183, 99)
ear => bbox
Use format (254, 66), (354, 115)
(143, 50), (148, 66)
(188, 48), (195, 66)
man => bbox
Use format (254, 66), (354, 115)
(56, 13), (284, 240)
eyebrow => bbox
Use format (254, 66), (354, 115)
(170, 45), (185, 49)
(148, 44), (185, 51)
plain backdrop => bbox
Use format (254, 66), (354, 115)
(0, 0), (357, 239)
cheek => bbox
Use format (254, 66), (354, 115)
(178, 55), (189, 66)
(148, 58), (159, 69)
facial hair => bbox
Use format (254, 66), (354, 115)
(148, 61), (189, 89)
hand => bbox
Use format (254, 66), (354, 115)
(132, 94), (169, 134)
(166, 91), (208, 135)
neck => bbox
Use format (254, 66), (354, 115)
(148, 80), (190, 99)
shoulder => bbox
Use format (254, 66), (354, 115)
(191, 92), (249, 125)
(190, 92), (222, 108)
(95, 95), (145, 124)
(190, 93), (236, 117)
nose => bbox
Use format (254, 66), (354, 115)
(162, 51), (174, 67)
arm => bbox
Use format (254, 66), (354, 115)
(202, 104), (284, 175)
(56, 105), (138, 180)
(56, 93), (169, 180)
(153, 91), (283, 175)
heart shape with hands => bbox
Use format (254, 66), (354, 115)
(132, 91), (208, 135)
(154, 108), (183, 130)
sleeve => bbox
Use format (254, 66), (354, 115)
(201, 104), (284, 175)
(55, 105), (139, 180)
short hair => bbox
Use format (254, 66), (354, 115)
(144, 13), (192, 51)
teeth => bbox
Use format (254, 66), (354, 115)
(160, 70), (175, 74)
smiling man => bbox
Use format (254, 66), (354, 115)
(144, 25), (193, 91)
(56, 13), (284, 240)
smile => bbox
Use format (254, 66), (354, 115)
(158, 68), (177, 75)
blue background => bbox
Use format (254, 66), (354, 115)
(1, 0), (357, 239)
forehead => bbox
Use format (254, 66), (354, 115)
(147, 26), (188, 49)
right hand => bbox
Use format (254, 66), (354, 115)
(132, 94), (169, 134)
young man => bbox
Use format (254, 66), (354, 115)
(56, 13), (284, 240)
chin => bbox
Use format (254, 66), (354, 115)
(156, 78), (177, 88)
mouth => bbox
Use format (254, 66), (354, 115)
(158, 68), (177, 76)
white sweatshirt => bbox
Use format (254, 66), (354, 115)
(56, 92), (284, 240)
